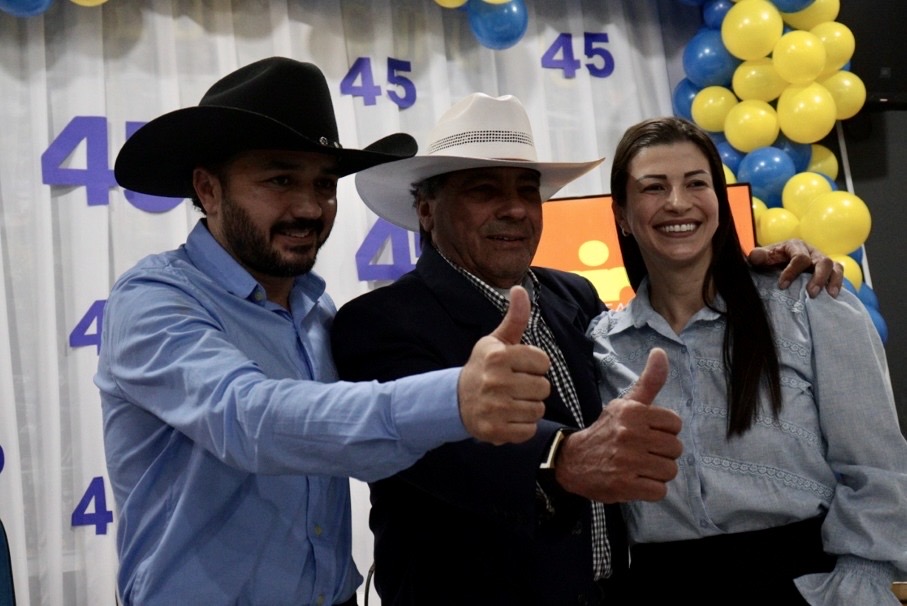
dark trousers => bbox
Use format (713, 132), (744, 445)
(627, 517), (836, 605)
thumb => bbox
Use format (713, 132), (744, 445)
(490, 285), (530, 345)
(625, 347), (669, 405)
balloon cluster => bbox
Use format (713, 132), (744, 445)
(0, 0), (107, 16)
(434, 0), (528, 50)
(673, 0), (884, 341)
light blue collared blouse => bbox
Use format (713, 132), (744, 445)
(96, 221), (468, 606)
(588, 270), (907, 605)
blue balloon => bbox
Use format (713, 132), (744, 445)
(771, 0), (816, 12)
(466, 0), (529, 50)
(867, 306), (889, 344)
(709, 131), (727, 151)
(736, 146), (797, 208)
(0, 0), (53, 17)
(858, 283), (880, 310)
(672, 78), (701, 121)
(702, 0), (734, 29)
(682, 28), (740, 88)
(819, 173), (839, 191)
(717, 141), (744, 174)
(848, 246), (864, 267)
(773, 133), (811, 173)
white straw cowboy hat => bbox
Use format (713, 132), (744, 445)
(355, 93), (605, 231)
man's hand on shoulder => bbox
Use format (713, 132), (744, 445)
(457, 286), (549, 445)
(748, 238), (843, 298)
(554, 348), (682, 503)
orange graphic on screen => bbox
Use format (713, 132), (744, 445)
(533, 184), (755, 310)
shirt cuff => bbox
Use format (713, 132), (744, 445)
(390, 367), (469, 451)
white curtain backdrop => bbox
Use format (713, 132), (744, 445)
(0, 1), (697, 604)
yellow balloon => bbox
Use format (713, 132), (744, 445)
(758, 207), (800, 246)
(830, 254), (863, 290)
(781, 0), (840, 31)
(811, 21), (855, 76)
(819, 70), (866, 120)
(434, 0), (468, 7)
(691, 87), (739, 133)
(70, 0), (108, 4)
(752, 196), (767, 225)
(808, 143), (838, 180)
(724, 164), (738, 184)
(777, 82), (837, 144)
(772, 30), (827, 84)
(732, 58), (788, 102)
(721, 0), (784, 60)
(781, 171), (833, 217)
(799, 190), (871, 255)
(724, 99), (779, 152)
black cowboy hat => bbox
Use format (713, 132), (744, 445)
(114, 56), (417, 199)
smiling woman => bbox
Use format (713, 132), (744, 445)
(613, 141), (719, 331)
(588, 116), (907, 605)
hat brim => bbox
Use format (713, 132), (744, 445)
(354, 155), (605, 231)
(114, 106), (418, 199)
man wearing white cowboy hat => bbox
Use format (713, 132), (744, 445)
(97, 59), (555, 606)
(332, 93), (843, 604)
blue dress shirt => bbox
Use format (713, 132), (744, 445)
(95, 221), (468, 606)
(588, 270), (907, 605)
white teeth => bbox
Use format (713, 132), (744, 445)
(283, 229), (312, 238)
(659, 223), (696, 233)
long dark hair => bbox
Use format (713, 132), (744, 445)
(610, 117), (781, 436)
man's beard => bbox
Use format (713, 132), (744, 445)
(220, 193), (327, 278)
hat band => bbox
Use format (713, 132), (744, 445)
(428, 129), (534, 155)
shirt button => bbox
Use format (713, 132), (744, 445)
(313, 524), (323, 537)
(254, 290), (265, 302)
(686, 455), (695, 465)
(316, 595), (325, 606)
(699, 519), (710, 529)
(686, 398), (692, 408)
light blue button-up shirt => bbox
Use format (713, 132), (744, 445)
(588, 270), (907, 605)
(96, 221), (468, 606)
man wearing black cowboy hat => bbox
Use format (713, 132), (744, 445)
(96, 58), (553, 606)
(331, 93), (844, 605)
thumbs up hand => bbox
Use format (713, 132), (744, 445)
(554, 347), (683, 503)
(458, 286), (550, 445)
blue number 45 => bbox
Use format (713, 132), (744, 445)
(541, 33), (615, 79)
(41, 116), (184, 212)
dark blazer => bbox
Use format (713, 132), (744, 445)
(331, 245), (628, 606)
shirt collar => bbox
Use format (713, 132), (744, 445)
(433, 245), (539, 312)
(611, 276), (725, 335)
(183, 220), (326, 307)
